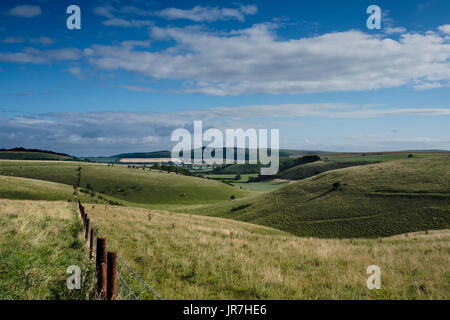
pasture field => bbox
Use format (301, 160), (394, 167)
(0, 200), (96, 299)
(0, 151), (71, 161)
(186, 156), (450, 238)
(0, 160), (249, 206)
(83, 203), (449, 299)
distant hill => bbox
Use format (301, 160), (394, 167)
(112, 148), (330, 160)
(0, 148), (71, 161)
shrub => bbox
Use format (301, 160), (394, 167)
(230, 195), (236, 200)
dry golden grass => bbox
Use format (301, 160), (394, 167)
(84, 203), (450, 300)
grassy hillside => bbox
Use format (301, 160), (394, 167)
(0, 200), (95, 299)
(0, 175), (106, 203)
(0, 161), (248, 206)
(278, 160), (369, 180)
(0, 151), (71, 161)
(84, 203), (449, 299)
(187, 157), (450, 238)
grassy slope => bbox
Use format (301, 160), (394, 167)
(85, 203), (449, 299)
(278, 160), (369, 180)
(0, 151), (70, 161)
(0, 175), (100, 203)
(186, 157), (450, 238)
(0, 160), (248, 206)
(0, 200), (95, 299)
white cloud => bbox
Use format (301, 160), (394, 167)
(29, 37), (55, 45)
(438, 25), (450, 34)
(384, 26), (407, 34)
(102, 18), (153, 28)
(85, 24), (450, 95)
(2, 37), (25, 44)
(156, 4), (257, 22)
(1, 103), (448, 155)
(7, 5), (42, 18)
(67, 66), (84, 79)
(93, 5), (153, 28)
(413, 82), (448, 90)
(0, 48), (81, 64)
(116, 84), (157, 92)
(3, 36), (55, 45)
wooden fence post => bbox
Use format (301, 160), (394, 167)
(90, 228), (95, 259)
(85, 218), (90, 241)
(107, 251), (117, 300)
(96, 237), (107, 299)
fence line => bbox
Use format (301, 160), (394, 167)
(117, 255), (163, 300)
(77, 200), (163, 300)
(117, 271), (138, 300)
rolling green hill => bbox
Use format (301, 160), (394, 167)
(0, 175), (103, 203)
(0, 161), (248, 206)
(278, 160), (369, 180)
(0, 151), (71, 161)
(186, 156), (450, 238)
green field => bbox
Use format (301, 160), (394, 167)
(0, 161), (248, 206)
(0, 151), (71, 161)
(185, 156), (450, 238)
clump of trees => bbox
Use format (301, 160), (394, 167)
(152, 163), (194, 176)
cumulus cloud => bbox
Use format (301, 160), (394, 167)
(438, 25), (450, 34)
(0, 48), (81, 64)
(7, 5), (42, 18)
(155, 4), (257, 22)
(1, 104), (448, 155)
(84, 24), (450, 95)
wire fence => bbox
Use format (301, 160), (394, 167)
(79, 200), (163, 300)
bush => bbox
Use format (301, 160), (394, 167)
(332, 181), (341, 189)
(230, 195), (236, 200)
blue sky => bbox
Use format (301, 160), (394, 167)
(0, 0), (449, 156)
